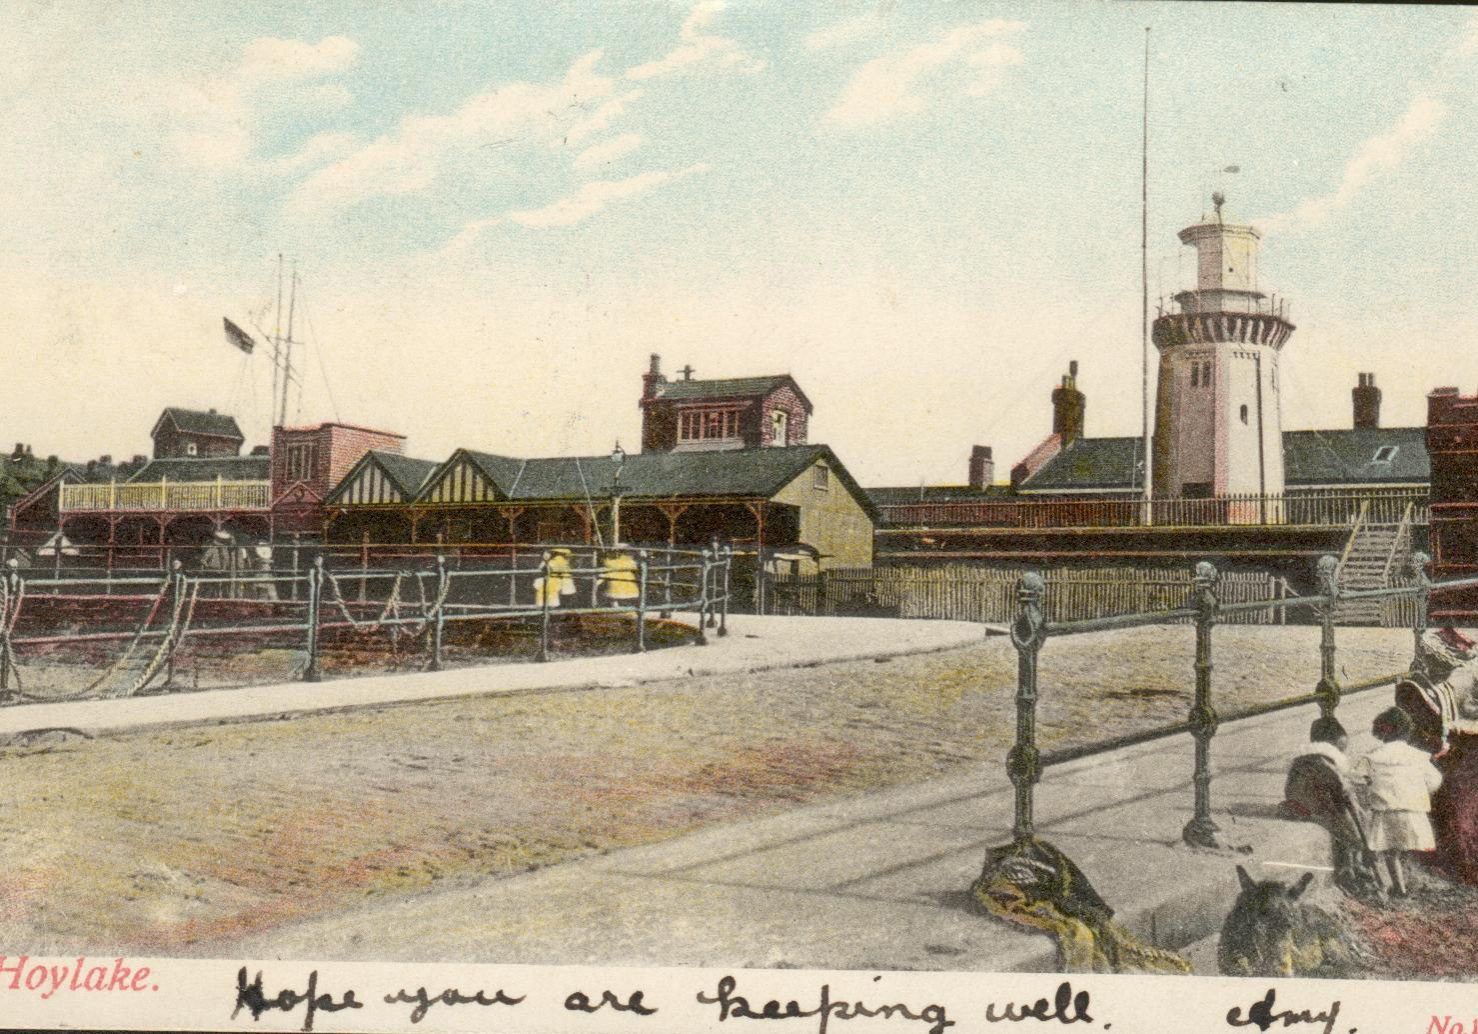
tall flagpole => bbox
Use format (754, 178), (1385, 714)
(1141, 27), (1153, 518)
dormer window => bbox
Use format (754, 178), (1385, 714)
(770, 410), (788, 446)
(1372, 445), (1398, 464)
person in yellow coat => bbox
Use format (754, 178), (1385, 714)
(534, 548), (576, 608)
(599, 548), (640, 604)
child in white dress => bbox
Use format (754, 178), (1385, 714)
(1353, 707), (1443, 896)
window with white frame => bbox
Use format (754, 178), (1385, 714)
(285, 441), (318, 481)
(678, 407), (742, 442)
(813, 465), (829, 491)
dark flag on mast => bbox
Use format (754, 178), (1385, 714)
(223, 317), (256, 354)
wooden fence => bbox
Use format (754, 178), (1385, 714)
(762, 565), (1289, 625)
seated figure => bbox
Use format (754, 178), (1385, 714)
(1281, 717), (1374, 895)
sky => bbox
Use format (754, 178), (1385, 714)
(2, 1), (1477, 486)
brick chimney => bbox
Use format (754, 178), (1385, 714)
(642, 353), (666, 400)
(1353, 372), (1381, 430)
(968, 446), (994, 490)
(1051, 360), (1086, 444)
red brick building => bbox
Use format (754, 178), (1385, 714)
(639, 354), (811, 453)
(150, 408), (245, 458)
(270, 423), (407, 537)
(1427, 387), (1478, 622)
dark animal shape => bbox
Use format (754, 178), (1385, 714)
(1218, 866), (1361, 977)
(971, 838), (1191, 974)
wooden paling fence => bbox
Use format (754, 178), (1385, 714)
(764, 565), (1287, 625)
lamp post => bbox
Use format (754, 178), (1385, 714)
(608, 441), (627, 545)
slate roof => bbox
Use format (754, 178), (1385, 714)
(649, 375), (813, 412)
(415, 445), (876, 518)
(128, 457), (270, 483)
(152, 407), (245, 441)
(867, 485), (1013, 506)
(1016, 427), (1429, 492)
(373, 453), (439, 497)
(1282, 427), (1429, 486)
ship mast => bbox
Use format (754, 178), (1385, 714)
(278, 261), (299, 428)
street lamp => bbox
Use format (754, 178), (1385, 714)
(609, 441), (627, 545)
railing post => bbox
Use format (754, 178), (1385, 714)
(1183, 560), (1222, 849)
(537, 551), (552, 663)
(304, 557), (323, 682)
(0, 559), (18, 694)
(1008, 572), (1047, 844)
(635, 551), (648, 654)
(817, 567), (829, 617)
(696, 548), (712, 646)
(1410, 550), (1431, 667)
(1313, 554), (1341, 723)
(165, 561), (185, 687)
(508, 546), (519, 608)
(429, 554), (447, 671)
(706, 537), (720, 628)
(718, 546), (731, 637)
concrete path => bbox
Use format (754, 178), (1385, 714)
(226, 686), (1392, 973)
(0, 615), (985, 740)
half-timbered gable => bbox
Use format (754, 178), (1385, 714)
(327, 452), (437, 507)
(417, 449), (521, 505)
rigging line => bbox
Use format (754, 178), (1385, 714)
(299, 290), (343, 423)
(573, 457), (605, 549)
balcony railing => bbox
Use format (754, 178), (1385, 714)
(60, 479), (272, 513)
(877, 489), (1429, 531)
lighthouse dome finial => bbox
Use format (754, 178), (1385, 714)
(1212, 191), (1226, 218)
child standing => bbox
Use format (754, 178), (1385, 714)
(1354, 707), (1443, 897)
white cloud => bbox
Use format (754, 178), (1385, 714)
(156, 36), (359, 171)
(291, 50), (618, 213)
(260, 131), (358, 177)
(823, 18), (1024, 128)
(1262, 94), (1444, 233)
(804, 13), (881, 52)
(626, 1), (766, 81)
(1460, 14), (1478, 56)
(572, 133), (643, 170)
(507, 163), (711, 228)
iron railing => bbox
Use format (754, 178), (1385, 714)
(878, 488), (1429, 530)
(0, 544), (734, 704)
(1003, 549), (1478, 850)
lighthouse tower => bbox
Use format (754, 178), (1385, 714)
(1151, 194), (1295, 508)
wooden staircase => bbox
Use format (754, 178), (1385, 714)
(1335, 502), (1412, 625)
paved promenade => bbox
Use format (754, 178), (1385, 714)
(227, 686), (1389, 973)
(0, 615), (985, 740)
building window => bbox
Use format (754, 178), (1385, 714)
(1202, 361), (1213, 386)
(185, 442), (198, 456)
(1190, 364), (1199, 388)
(771, 410), (788, 446)
(678, 407), (742, 442)
(1240, 404), (1249, 425)
(1373, 446), (1398, 464)
(285, 441), (318, 481)
(813, 465), (829, 491)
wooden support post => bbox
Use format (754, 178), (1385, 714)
(359, 530), (370, 603)
(1008, 572), (1047, 843)
(1183, 560), (1222, 849)
(1411, 550), (1431, 670)
(718, 546), (731, 637)
(538, 551), (552, 663)
(635, 550), (648, 654)
(303, 557), (323, 682)
(430, 554), (447, 671)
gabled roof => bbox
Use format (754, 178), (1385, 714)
(1016, 427), (1431, 493)
(647, 375), (813, 413)
(375, 453), (440, 497)
(151, 407), (244, 442)
(1019, 436), (1146, 492)
(401, 444), (876, 518)
(127, 457), (269, 483)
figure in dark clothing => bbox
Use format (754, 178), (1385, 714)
(1282, 717), (1374, 895)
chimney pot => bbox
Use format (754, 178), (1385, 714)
(1051, 363), (1087, 444)
(648, 354), (661, 375)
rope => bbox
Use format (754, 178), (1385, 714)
(114, 579), (195, 698)
(16, 576), (170, 702)
(0, 577), (20, 692)
(323, 569), (404, 632)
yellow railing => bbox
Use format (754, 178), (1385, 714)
(59, 479), (271, 513)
